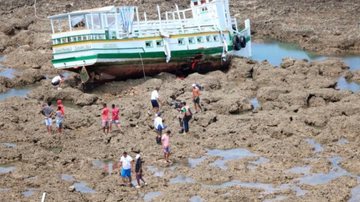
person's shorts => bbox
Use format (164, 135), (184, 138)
(51, 81), (60, 86)
(136, 172), (142, 180)
(151, 100), (159, 108)
(112, 120), (120, 124)
(102, 120), (109, 128)
(163, 146), (170, 154)
(156, 125), (166, 132)
(121, 168), (131, 178)
(44, 118), (52, 126)
(56, 119), (63, 128)
(193, 96), (200, 104)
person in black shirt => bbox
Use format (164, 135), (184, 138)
(135, 154), (147, 188)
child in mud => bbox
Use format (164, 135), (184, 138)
(119, 152), (134, 187)
(135, 153), (147, 188)
(161, 130), (171, 163)
(57, 99), (65, 116)
(101, 103), (110, 134)
(41, 102), (54, 135)
(110, 104), (121, 133)
(55, 106), (64, 134)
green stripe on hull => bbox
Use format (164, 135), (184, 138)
(52, 46), (234, 65)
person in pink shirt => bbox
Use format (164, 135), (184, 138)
(110, 104), (121, 132)
(101, 103), (110, 134)
(161, 130), (171, 163)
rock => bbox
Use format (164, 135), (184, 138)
(280, 58), (295, 69)
(68, 185), (75, 192)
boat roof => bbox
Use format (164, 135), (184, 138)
(48, 6), (117, 19)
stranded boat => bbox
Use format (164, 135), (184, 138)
(48, 0), (251, 83)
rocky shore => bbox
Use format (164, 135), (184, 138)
(1, 57), (360, 201)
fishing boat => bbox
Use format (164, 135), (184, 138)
(48, 0), (251, 83)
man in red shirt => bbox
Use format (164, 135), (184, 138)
(110, 104), (121, 132)
(101, 103), (110, 134)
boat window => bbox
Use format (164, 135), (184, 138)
(156, 40), (164, 47)
(77, 36), (81, 41)
(82, 36), (87, 41)
(188, 37), (196, 44)
(206, 35), (212, 42)
(197, 36), (204, 43)
(178, 38), (185, 45)
(145, 41), (153, 48)
(213, 35), (219, 41)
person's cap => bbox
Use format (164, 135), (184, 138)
(135, 154), (141, 159)
(59, 74), (64, 78)
(192, 83), (196, 87)
(156, 112), (161, 117)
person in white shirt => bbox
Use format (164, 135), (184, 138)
(150, 87), (160, 113)
(119, 151), (134, 187)
(154, 112), (167, 144)
(51, 74), (64, 89)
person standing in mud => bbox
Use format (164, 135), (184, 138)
(135, 153), (147, 188)
(110, 104), (121, 133)
(154, 112), (166, 144)
(51, 74), (65, 90)
(192, 84), (202, 113)
(150, 87), (161, 113)
(161, 130), (171, 163)
(41, 102), (54, 135)
(101, 103), (110, 134)
(119, 152), (134, 187)
(180, 101), (192, 134)
(55, 106), (64, 134)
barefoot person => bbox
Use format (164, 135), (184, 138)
(57, 99), (65, 116)
(110, 104), (121, 132)
(135, 153), (147, 188)
(41, 102), (54, 135)
(101, 103), (110, 134)
(55, 106), (64, 134)
(150, 87), (161, 113)
(119, 152), (134, 187)
(161, 130), (171, 163)
(192, 84), (202, 113)
(180, 101), (192, 134)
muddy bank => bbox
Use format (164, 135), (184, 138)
(1, 57), (360, 201)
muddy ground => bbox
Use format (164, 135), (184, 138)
(1, 57), (360, 201)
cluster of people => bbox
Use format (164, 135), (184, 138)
(42, 80), (202, 188)
(101, 103), (121, 134)
(41, 100), (65, 134)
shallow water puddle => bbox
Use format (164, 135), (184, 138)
(252, 42), (360, 70)
(0, 188), (10, 192)
(22, 189), (35, 197)
(189, 195), (203, 202)
(349, 178), (360, 202)
(188, 156), (206, 168)
(337, 138), (349, 145)
(298, 157), (350, 185)
(250, 98), (261, 110)
(207, 148), (256, 169)
(0, 67), (16, 79)
(0, 166), (16, 174)
(206, 180), (305, 196)
(0, 88), (32, 101)
(263, 195), (288, 202)
(73, 182), (96, 193)
(306, 138), (323, 153)
(247, 157), (270, 170)
(169, 175), (195, 184)
(147, 166), (164, 177)
(336, 77), (360, 93)
(143, 191), (162, 202)
(3, 143), (16, 148)
(61, 174), (75, 182)
(287, 166), (311, 175)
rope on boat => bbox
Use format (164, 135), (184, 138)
(33, 0), (47, 20)
(138, 53), (146, 80)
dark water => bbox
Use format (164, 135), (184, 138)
(0, 88), (32, 101)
